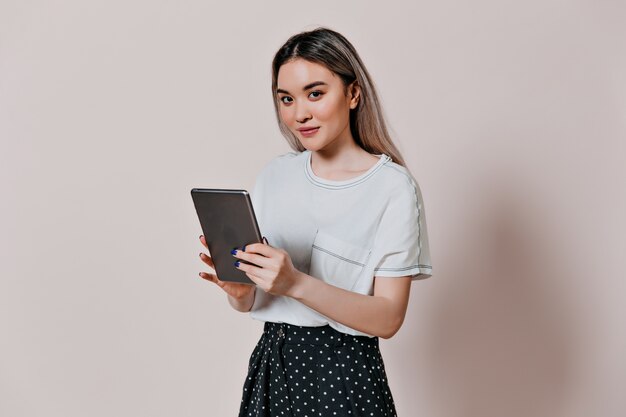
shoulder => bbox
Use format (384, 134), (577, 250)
(377, 158), (423, 204)
(274, 150), (301, 164)
(267, 150), (301, 168)
(255, 150), (303, 180)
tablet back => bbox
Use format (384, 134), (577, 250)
(191, 188), (262, 285)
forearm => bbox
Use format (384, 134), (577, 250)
(227, 288), (256, 312)
(289, 271), (402, 339)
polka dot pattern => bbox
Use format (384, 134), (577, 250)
(238, 322), (398, 416)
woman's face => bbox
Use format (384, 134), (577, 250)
(276, 59), (360, 152)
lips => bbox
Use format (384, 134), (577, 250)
(297, 127), (320, 137)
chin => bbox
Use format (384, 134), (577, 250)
(295, 137), (320, 150)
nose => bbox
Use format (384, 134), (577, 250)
(295, 102), (312, 124)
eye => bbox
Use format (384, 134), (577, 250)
(309, 91), (323, 99)
(279, 96), (293, 104)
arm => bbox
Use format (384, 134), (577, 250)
(231, 243), (413, 337)
(227, 288), (256, 312)
(289, 272), (412, 339)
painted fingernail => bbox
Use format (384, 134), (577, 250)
(234, 261), (240, 267)
(231, 249), (237, 255)
(242, 245), (246, 252)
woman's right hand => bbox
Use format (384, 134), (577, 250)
(198, 235), (256, 300)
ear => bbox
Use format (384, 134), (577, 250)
(348, 81), (361, 110)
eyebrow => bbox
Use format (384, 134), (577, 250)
(276, 81), (328, 95)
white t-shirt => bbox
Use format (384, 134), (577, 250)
(248, 149), (433, 336)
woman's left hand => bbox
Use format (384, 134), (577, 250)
(232, 239), (302, 297)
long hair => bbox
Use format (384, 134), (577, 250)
(271, 27), (408, 168)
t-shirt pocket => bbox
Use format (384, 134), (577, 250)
(309, 229), (372, 292)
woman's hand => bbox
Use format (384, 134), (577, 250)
(232, 238), (302, 297)
(198, 235), (256, 301)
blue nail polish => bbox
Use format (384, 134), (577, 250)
(231, 249), (237, 255)
(234, 261), (240, 267)
(242, 245), (246, 252)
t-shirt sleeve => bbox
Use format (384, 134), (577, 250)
(371, 178), (433, 280)
(250, 156), (275, 214)
(249, 154), (284, 241)
(250, 164), (268, 233)
(250, 172), (262, 212)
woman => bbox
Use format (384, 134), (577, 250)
(199, 26), (433, 417)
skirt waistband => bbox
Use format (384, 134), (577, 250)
(263, 321), (378, 347)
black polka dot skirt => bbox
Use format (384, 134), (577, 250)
(238, 321), (398, 416)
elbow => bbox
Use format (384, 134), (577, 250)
(379, 327), (400, 340)
(379, 315), (405, 340)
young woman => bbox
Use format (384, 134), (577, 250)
(198, 27), (433, 417)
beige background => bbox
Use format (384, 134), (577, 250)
(1, 1), (625, 416)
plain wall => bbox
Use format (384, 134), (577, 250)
(1, 1), (625, 416)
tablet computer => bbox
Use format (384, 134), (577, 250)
(191, 188), (262, 285)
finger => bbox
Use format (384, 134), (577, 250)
(201, 272), (228, 289)
(235, 260), (272, 282)
(234, 249), (272, 269)
(199, 252), (215, 269)
(199, 235), (209, 250)
(242, 269), (263, 287)
(240, 242), (274, 258)
(199, 271), (218, 283)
